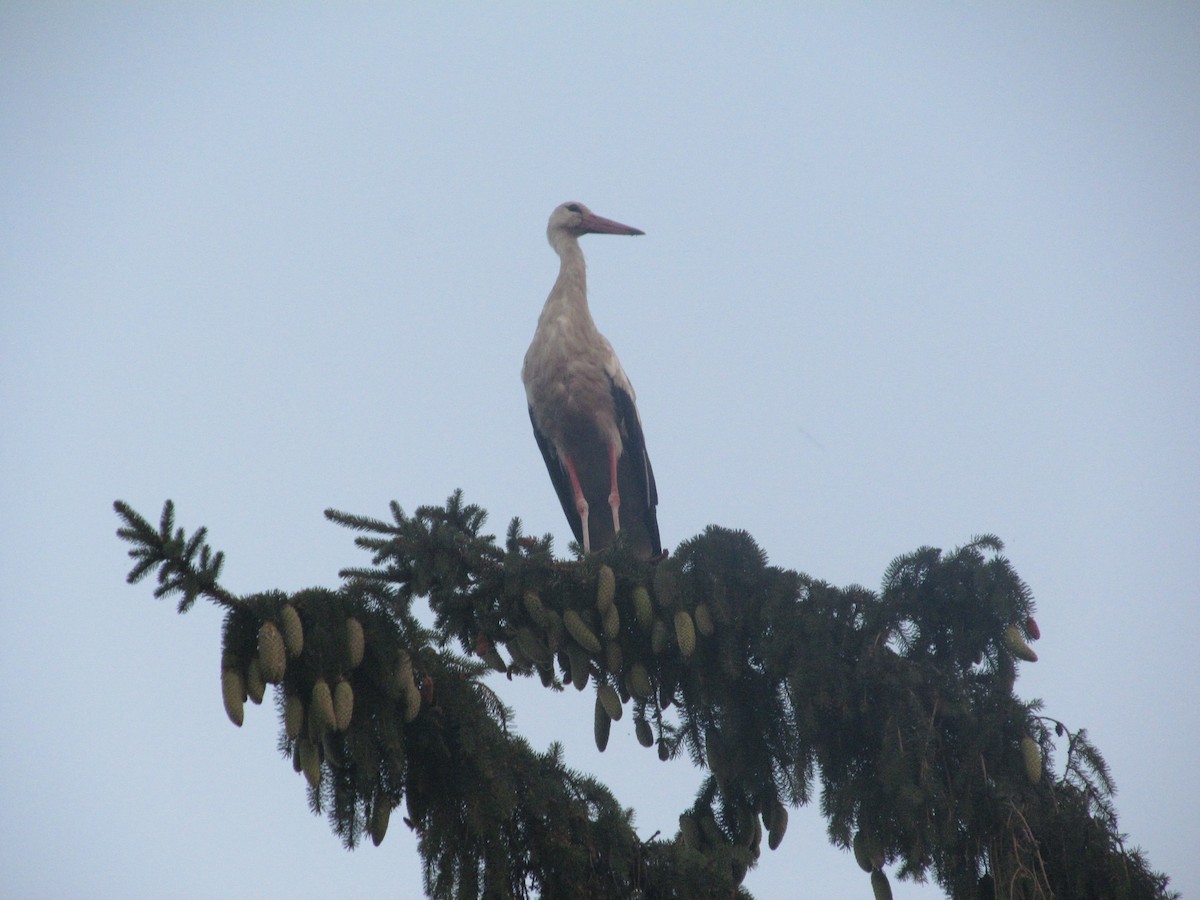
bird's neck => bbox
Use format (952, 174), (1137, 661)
(545, 239), (592, 322)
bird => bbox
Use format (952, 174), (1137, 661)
(522, 201), (662, 559)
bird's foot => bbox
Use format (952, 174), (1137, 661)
(607, 445), (621, 536)
(577, 499), (592, 553)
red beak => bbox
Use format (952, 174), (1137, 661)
(580, 212), (644, 236)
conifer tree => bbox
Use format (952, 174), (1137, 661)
(114, 492), (1176, 899)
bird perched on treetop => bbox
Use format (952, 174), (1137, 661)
(522, 201), (662, 559)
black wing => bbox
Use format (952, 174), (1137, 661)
(610, 380), (662, 557)
(529, 405), (587, 548)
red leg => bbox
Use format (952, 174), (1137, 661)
(607, 444), (621, 536)
(562, 453), (591, 552)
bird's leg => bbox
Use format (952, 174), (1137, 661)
(562, 454), (591, 552)
(607, 444), (621, 537)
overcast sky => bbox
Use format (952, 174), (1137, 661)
(2, 4), (1197, 898)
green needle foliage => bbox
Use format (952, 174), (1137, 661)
(114, 492), (1175, 900)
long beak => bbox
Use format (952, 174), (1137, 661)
(581, 212), (644, 236)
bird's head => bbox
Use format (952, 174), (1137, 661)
(547, 202), (644, 247)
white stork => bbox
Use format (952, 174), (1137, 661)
(522, 201), (662, 559)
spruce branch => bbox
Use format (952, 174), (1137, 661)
(114, 499), (237, 612)
(114, 493), (1177, 900)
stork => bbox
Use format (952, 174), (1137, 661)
(522, 201), (662, 559)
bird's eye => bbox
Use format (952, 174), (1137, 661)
(565, 203), (582, 213)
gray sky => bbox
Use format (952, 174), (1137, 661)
(2, 5), (1197, 898)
